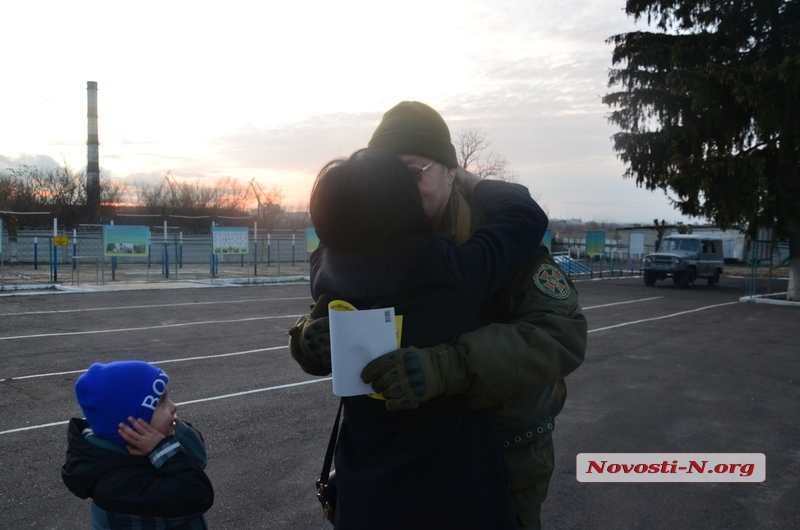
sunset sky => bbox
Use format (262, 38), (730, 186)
(2, 0), (702, 224)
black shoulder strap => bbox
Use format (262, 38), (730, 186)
(319, 398), (343, 485)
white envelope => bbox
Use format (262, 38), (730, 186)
(329, 305), (399, 396)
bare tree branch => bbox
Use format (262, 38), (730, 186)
(454, 127), (518, 183)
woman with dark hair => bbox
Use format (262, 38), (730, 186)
(305, 147), (548, 530)
(309, 148), (432, 252)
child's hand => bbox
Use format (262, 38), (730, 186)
(119, 416), (166, 456)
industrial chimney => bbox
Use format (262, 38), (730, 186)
(86, 81), (101, 222)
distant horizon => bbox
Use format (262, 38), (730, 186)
(0, 156), (700, 226)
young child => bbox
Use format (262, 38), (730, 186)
(61, 361), (214, 529)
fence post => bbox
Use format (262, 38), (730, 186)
(277, 238), (281, 276)
(164, 243), (169, 278)
(72, 229), (77, 270)
(253, 223), (258, 276)
(53, 220), (58, 283)
(163, 220), (169, 278)
(174, 233), (180, 281)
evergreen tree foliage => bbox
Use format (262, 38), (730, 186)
(604, 0), (800, 298)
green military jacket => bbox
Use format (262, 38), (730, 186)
(442, 183), (588, 438)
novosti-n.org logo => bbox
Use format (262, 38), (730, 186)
(576, 453), (765, 482)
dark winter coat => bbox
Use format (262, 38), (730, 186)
(310, 180), (547, 530)
(62, 418), (213, 529)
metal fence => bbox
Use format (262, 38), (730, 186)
(552, 240), (792, 299)
(743, 240), (792, 299)
(1, 230), (793, 297)
(1, 230), (311, 290)
(552, 251), (645, 279)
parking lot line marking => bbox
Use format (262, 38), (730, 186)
(0, 378), (331, 436)
(583, 296), (663, 310)
(1, 347), (285, 382)
(177, 378), (332, 405)
(0, 315), (303, 341)
(0, 297), (310, 317)
(588, 301), (739, 333)
(0, 421), (70, 435)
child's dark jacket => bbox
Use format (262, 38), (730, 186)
(62, 418), (213, 528)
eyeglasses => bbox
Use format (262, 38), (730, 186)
(408, 161), (436, 181)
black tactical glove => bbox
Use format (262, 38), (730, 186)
(361, 344), (469, 411)
(288, 294), (332, 376)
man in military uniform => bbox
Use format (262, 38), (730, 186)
(290, 101), (587, 529)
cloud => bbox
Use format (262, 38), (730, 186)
(216, 112), (380, 173)
(0, 153), (60, 170)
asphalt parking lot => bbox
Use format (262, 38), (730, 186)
(1, 273), (798, 529)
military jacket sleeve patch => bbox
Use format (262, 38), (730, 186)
(533, 264), (571, 299)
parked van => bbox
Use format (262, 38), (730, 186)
(642, 235), (724, 287)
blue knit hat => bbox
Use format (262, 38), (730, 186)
(75, 361), (169, 446)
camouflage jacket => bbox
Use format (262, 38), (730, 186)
(442, 183), (587, 442)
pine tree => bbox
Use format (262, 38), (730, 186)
(603, 0), (800, 299)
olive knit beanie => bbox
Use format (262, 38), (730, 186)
(368, 101), (459, 168)
(75, 361), (169, 446)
